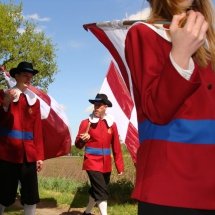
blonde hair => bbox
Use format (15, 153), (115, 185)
(147, 0), (215, 70)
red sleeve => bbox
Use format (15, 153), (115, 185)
(75, 120), (88, 149)
(33, 99), (44, 160)
(111, 123), (124, 173)
(125, 24), (201, 124)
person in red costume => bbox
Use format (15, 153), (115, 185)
(124, 0), (215, 214)
(0, 62), (44, 215)
(75, 93), (124, 215)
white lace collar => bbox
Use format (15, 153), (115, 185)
(88, 113), (114, 127)
(12, 87), (37, 106)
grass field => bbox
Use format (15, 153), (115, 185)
(4, 155), (138, 215)
(38, 155), (136, 184)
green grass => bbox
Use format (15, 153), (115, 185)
(4, 177), (137, 215)
(38, 176), (85, 193)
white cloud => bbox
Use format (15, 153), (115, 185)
(60, 104), (68, 110)
(68, 40), (84, 49)
(85, 105), (94, 113)
(127, 7), (151, 20)
(17, 26), (46, 34)
(23, 13), (51, 22)
(35, 26), (46, 33)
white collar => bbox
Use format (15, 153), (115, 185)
(133, 22), (170, 42)
(88, 113), (114, 127)
(12, 87), (37, 105)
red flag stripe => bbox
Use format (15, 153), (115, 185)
(106, 62), (134, 119)
(29, 85), (51, 106)
(100, 61), (139, 163)
(125, 122), (139, 163)
(89, 27), (130, 92)
(42, 108), (71, 159)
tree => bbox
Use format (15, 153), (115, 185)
(0, 0), (58, 91)
(70, 146), (84, 156)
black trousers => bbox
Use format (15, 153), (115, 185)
(138, 201), (215, 215)
(86, 170), (111, 201)
(0, 159), (39, 207)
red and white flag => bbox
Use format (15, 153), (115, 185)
(84, 21), (140, 163)
(0, 66), (72, 160)
(83, 20), (168, 163)
(100, 61), (139, 163)
(83, 21), (132, 96)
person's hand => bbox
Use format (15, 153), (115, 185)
(80, 133), (90, 143)
(3, 89), (18, 108)
(118, 172), (123, 176)
(170, 10), (209, 70)
(36, 160), (43, 172)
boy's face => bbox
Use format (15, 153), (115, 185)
(15, 71), (33, 89)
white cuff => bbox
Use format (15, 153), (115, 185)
(170, 52), (194, 81)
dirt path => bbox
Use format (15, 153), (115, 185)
(5, 199), (100, 215)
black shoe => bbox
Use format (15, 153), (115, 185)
(82, 211), (91, 215)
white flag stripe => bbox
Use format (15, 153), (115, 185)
(103, 29), (134, 100)
(130, 107), (138, 130)
(100, 77), (129, 141)
(50, 95), (71, 131)
(36, 95), (50, 119)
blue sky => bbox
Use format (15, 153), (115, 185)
(2, 0), (215, 143)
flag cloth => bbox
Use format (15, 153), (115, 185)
(100, 61), (139, 163)
(83, 21), (133, 97)
(84, 20), (142, 163)
(0, 66), (72, 159)
(83, 20), (169, 96)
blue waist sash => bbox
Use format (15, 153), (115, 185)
(85, 147), (111, 155)
(138, 119), (215, 145)
(0, 127), (33, 140)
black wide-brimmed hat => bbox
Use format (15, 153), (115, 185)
(89, 93), (112, 107)
(9, 61), (39, 78)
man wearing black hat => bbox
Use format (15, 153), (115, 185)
(0, 62), (44, 215)
(75, 93), (124, 215)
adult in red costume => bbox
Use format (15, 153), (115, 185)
(75, 93), (124, 215)
(124, 0), (215, 214)
(0, 62), (44, 215)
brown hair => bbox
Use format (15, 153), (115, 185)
(147, 0), (215, 70)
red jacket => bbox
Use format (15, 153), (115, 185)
(75, 118), (124, 173)
(125, 23), (215, 210)
(0, 89), (44, 163)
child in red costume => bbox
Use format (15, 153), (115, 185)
(125, 0), (215, 214)
(0, 62), (44, 215)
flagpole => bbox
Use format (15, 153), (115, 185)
(83, 17), (187, 31)
(83, 20), (171, 31)
(85, 122), (91, 134)
(122, 20), (171, 29)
